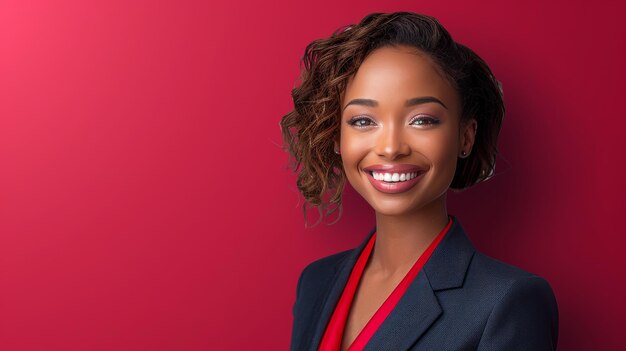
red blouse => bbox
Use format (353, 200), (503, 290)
(318, 216), (453, 351)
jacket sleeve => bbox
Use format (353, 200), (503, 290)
(477, 275), (559, 351)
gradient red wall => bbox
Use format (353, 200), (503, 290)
(1, 0), (624, 350)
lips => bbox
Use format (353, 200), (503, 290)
(362, 164), (426, 194)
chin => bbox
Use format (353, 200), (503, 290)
(368, 197), (421, 217)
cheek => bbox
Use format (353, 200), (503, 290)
(413, 131), (458, 170)
(339, 132), (372, 191)
(340, 131), (370, 165)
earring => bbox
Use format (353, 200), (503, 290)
(460, 150), (467, 158)
(334, 146), (341, 155)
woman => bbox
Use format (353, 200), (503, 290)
(280, 12), (558, 351)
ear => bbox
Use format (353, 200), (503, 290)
(460, 118), (477, 157)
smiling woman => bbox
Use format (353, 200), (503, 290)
(338, 46), (470, 219)
(280, 12), (558, 351)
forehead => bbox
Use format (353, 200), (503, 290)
(342, 45), (459, 111)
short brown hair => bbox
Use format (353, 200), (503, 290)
(279, 12), (505, 226)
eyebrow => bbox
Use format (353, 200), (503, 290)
(342, 96), (448, 111)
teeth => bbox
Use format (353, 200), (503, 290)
(371, 171), (420, 182)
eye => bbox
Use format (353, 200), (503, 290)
(410, 115), (440, 127)
(347, 116), (376, 128)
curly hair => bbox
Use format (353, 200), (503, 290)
(279, 12), (505, 226)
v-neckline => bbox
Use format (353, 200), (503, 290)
(318, 216), (453, 351)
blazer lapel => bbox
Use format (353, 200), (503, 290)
(307, 226), (377, 351)
(307, 215), (476, 351)
(364, 215), (476, 350)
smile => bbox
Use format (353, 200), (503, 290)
(364, 170), (424, 194)
(371, 171), (419, 182)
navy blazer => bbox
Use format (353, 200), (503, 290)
(290, 215), (559, 350)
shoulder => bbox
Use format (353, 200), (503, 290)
(469, 250), (546, 285)
(296, 248), (352, 294)
(467, 252), (559, 350)
(292, 248), (353, 323)
(467, 251), (557, 301)
(467, 251), (559, 320)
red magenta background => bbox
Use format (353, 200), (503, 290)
(1, 0), (624, 350)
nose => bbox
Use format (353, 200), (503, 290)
(374, 122), (411, 160)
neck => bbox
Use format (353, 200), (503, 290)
(368, 193), (449, 278)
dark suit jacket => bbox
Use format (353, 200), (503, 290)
(290, 215), (559, 350)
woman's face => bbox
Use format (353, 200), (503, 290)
(338, 45), (476, 217)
